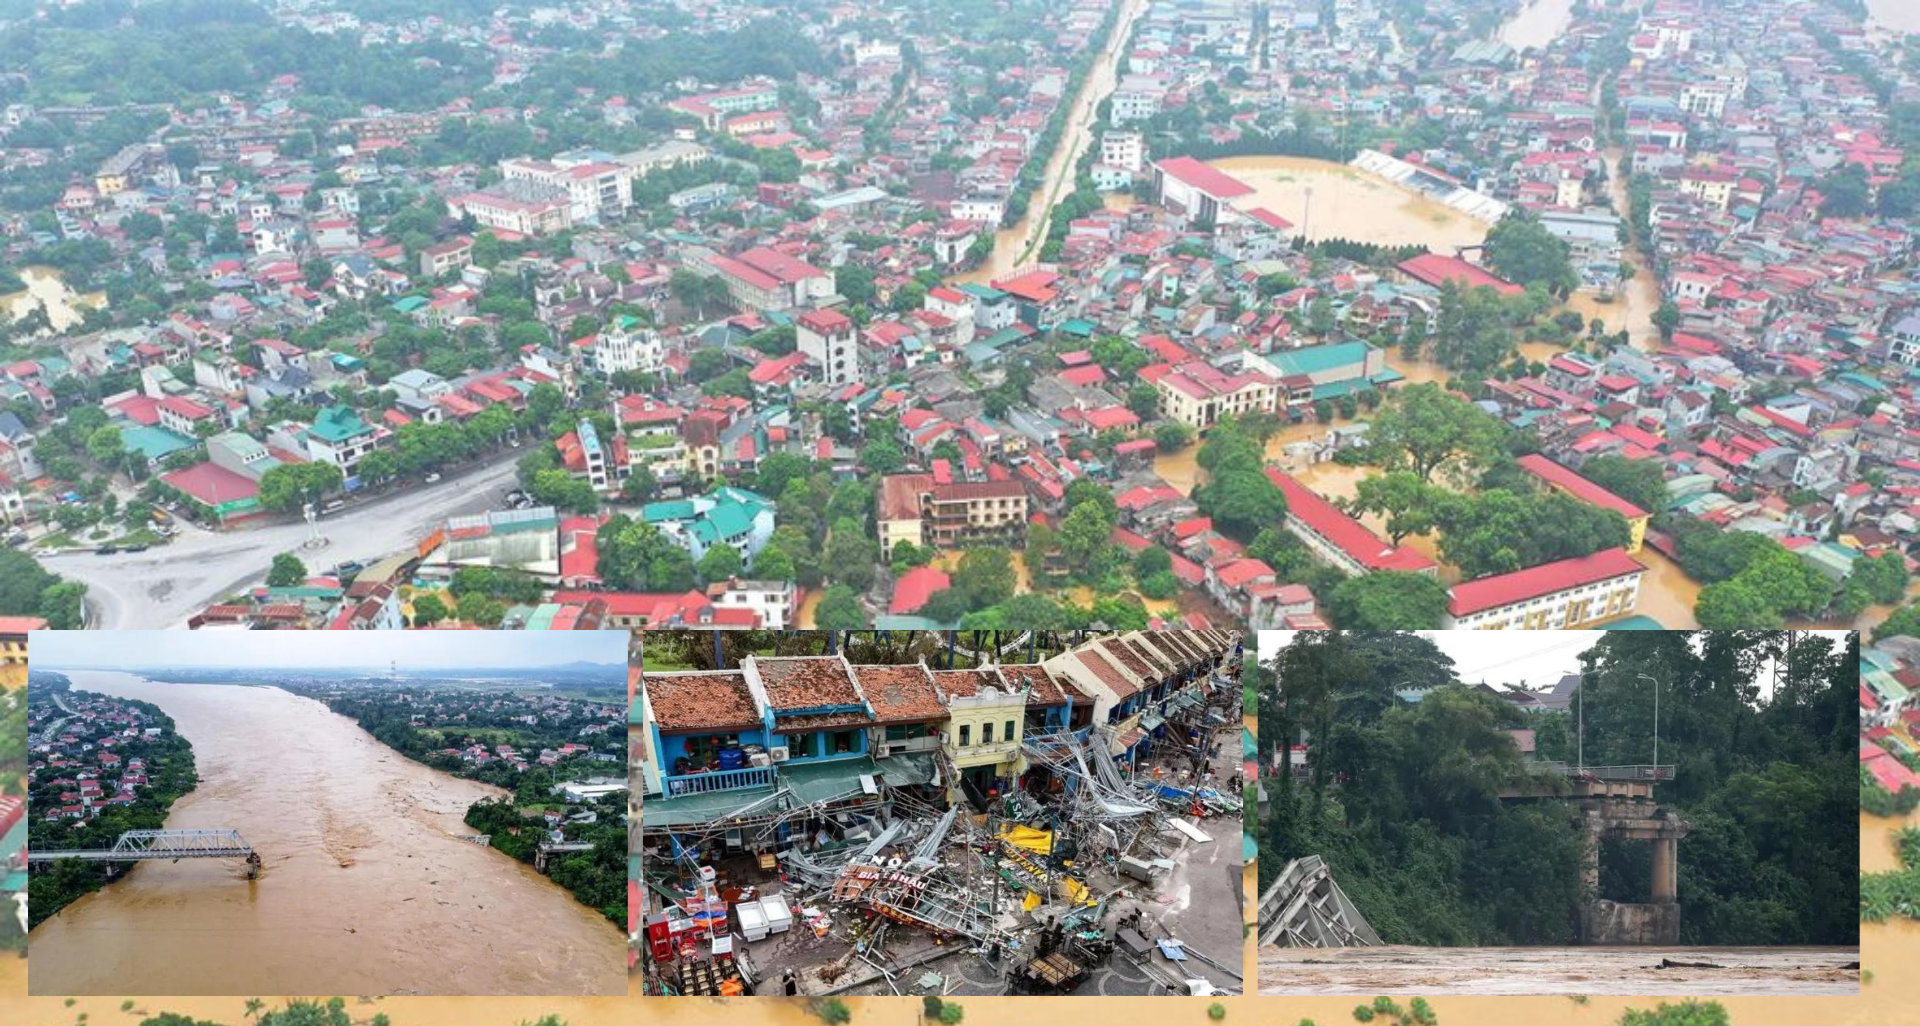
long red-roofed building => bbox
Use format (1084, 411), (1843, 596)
(1264, 469), (1436, 575)
(1443, 547), (1646, 629)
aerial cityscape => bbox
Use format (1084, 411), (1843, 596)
(23, 630), (627, 996)
(0, 0), (1911, 640)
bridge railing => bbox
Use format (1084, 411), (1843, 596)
(1529, 761), (1675, 782)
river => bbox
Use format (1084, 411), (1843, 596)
(953, 0), (1149, 285)
(26, 672), (623, 997)
(1, 267), (104, 334)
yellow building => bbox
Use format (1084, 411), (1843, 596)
(1517, 454), (1650, 553)
(931, 668), (1028, 801)
(0, 616), (45, 689)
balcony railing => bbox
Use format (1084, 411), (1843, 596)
(663, 765), (776, 797)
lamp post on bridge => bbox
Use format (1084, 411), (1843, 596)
(1636, 672), (1658, 782)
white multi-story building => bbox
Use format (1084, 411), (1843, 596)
(1100, 130), (1145, 174)
(1442, 548), (1646, 630)
(502, 156), (632, 223)
(797, 307), (859, 386)
(591, 317), (665, 377)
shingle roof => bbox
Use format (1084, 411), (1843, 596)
(754, 656), (865, 711)
(997, 664), (1068, 707)
(853, 664), (948, 723)
(644, 670), (761, 733)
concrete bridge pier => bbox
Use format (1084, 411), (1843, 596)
(1578, 804), (1689, 945)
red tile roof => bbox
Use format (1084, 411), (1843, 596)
(1518, 454), (1649, 520)
(643, 670), (762, 733)
(1074, 648), (1138, 700)
(888, 565), (951, 615)
(1264, 469), (1436, 573)
(854, 664), (948, 723)
(997, 663), (1069, 707)
(1398, 253), (1524, 296)
(1446, 547), (1646, 618)
(1157, 156), (1256, 199)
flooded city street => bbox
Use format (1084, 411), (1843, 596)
(26, 671), (622, 997)
(953, 0), (1147, 285)
(1259, 944), (1859, 996)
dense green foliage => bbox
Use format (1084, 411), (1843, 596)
(27, 697), (198, 927)
(1258, 632), (1859, 947)
(0, 548), (86, 629)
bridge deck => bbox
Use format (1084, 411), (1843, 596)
(28, 828), (254, 862)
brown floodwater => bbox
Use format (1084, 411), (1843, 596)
(1207, 156), (1491, 252)
(26, 671), (622, 996)
(1259, 945), (1858, 997)
(1499, 0), (1577, 51)
(1, 267), (104, 334)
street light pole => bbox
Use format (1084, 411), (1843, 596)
(1636, 672), (1658, 780)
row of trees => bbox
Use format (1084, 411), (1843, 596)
(1666, 517), (1909, 628)
(0, 549), (85, 629)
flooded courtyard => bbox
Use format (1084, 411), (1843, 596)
(26, 672), (623, 997)
(1208, 156), (1491, 252)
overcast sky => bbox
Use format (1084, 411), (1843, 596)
(31, 630), (627, 669)
(1257, 630), (1851, 693)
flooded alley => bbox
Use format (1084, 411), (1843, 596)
(26, 671), (622, 996)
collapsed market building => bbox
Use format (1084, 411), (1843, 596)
(632, 629), (1246, 997)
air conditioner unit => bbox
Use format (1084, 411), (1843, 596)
(769, 746), (791, 763)
(874, 743), (893, 759)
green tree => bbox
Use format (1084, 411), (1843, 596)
(698, 543), (744, 583)
(952, 547), (1016, 607)
(1484, 210), (1577, 295)
(1364, 384), (1507, 483)
(411, 593), (449, 627)
(257, 461), (345, 511)
(596, 515), (697, 592)
(1580, 454), (1668, 515)
(1348, 471), (1441, 545)
(1327, 571), (1449, 629)
(266, 553), (307, 588)
(815, 584), (867, 628)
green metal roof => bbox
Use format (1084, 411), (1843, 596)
(309, 405), (373, 443)
(1270, 341), (1375, 376)
(122, 425), (196, 460)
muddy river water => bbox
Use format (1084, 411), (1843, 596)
(25, 671), (622, 996)
(1259, 944), (1858, 997)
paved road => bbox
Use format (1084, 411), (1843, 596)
(40, 456), (523, 629)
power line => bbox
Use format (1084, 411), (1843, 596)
(1448, 635), (1598, 685)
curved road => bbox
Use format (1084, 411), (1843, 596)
(41, 456), (522, 629)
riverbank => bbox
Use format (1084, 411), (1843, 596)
(27, 672), (622, 996)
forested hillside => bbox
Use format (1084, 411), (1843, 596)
(1256, 631), (1858, 947)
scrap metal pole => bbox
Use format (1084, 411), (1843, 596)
(713, 629), (726, 670)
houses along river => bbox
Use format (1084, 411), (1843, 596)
(26, 671), (621, 997)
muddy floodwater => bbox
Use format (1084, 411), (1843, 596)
(26, 671), (622, 996)
(1868, 0), (1920, 34)
(1, 267), (104, 333)
(1259, 944), (1858, 996)
(1208, 156), (1491, 251)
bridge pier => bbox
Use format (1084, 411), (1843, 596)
(1577, 804), (1689, 945)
